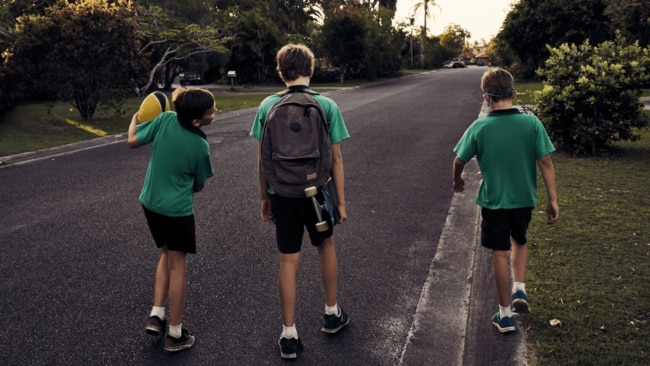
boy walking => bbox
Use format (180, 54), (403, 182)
(128, 87), (216, 351)
(452, 69), (559, 333)
(250, 44), (351, 359)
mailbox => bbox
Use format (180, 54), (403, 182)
(227, 71), (237, 78)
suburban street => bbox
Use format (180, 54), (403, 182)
(0, 67), (526, 365)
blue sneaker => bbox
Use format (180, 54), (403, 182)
(321, 307), (350, 334)
(278, 337), (303, 359)
(491, 311), (516, 333)
(511, 290), (531, 314)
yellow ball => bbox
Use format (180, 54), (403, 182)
(138, 91), (171, 124)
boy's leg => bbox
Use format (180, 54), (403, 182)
(492, 249), (512, 308)
(317, 236), (338, 307)
(146, 249), (170, 335)
(279, 252), (301, 328)
(318, 236), (350, 334)
(166, 250), (188, 327)
(153, 249), (170, 308)
(510, 236), (528, 283)
(510, 236), (531, 313)
(491, 249), (516, 333)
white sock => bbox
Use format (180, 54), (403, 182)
(150, 306), (165, 320)
(512, 282), (526, 294)
(282, 324), (298, 339)
(325, 303), (339, 316)
(499, 305), (513, 318)
(168, 323), (182, 339)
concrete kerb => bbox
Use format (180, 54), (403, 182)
(398, 157), (482, 366)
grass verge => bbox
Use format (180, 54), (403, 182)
(512, 82), (650, 365)
(0, 81), (374, 156)
(526, 129), (650, 365)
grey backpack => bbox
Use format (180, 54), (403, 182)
(261, 89), (332, 198)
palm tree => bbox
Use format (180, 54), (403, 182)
(413, 0), (441, 68)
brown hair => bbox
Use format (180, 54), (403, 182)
(481, 68), (516, 103)
(276, 44), (315, 82)
(172, 87), (215, 128)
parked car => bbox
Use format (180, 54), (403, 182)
(179, 72), (205, 86)
(477, 60), (485, 66)
(444, 60), (466, 68)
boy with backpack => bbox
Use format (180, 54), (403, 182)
(250, 43), (351, 359)
(128, 87), (216, 352)
(452, 68), (559, 333)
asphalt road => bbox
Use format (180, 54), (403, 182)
(0, 67), (527, 365)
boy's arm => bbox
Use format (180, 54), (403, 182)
(331, 143), (347, 224)
(258, 142), (273, 222)
(537, 155), (559, 224)
(453, 156), (466, 192)
(127, 113), (140, 148)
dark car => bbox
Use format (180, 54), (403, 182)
(179, 72), (205, 86)
(444, 59), (467, 68)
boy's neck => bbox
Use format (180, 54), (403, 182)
(285, 76), (310, 87)
(490, 99), (514, 110)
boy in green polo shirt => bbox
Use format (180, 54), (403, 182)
(250, 44), (351, 359)
(127, 87), (216, 352)
(452, 68), (559, 333)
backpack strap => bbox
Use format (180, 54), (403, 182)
(277, 86), (319, 96)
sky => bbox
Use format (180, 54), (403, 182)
(394, 0), (516, 44)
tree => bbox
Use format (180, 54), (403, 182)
(3, 0), (147, 121)
(439, 23), (470, 56)
(320, 3), (367, 82)
(413, 0), (440, 68)
(605, 0), (650, 47)
(536, 33), (650, 154)
(135, 4), (230, 93)
(499, 0), (611, 78)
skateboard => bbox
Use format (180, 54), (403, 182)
(305, 186), (329, 232)
(305, 178), (339, 232)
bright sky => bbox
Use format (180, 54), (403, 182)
(395, 0), (516, 44)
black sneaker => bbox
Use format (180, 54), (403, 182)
(145, 316), (166, 336)
(164, 328), (195, 352)
(321, 307), (350, 334)
(278, 337), (303, 359)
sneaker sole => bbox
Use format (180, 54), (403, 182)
(145, 326), (163, 336)
(279, 351), (298, 359)
(164, 336), (196, 352)
(492, 321), (516, 333)
(320, 317), (350, 334)
(277, 339), (300, 359)
(512, 299), (531, 314)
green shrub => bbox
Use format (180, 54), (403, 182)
(536, 33), (650, 154)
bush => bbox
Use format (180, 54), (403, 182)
(535, 33), (650, 154)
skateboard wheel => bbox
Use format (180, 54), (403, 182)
(305, 186), (318, 197)
(316, 221), (329, 232)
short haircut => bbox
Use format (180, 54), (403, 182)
(276, 44), (315, 82)
(481, 68), (516, 103)
(172, 87), (215, 127)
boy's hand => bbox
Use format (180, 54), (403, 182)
(337, 203), (347, 224)
(453, 178), (465, 193)
(546, 201), (559, 224)
(260, 198), (274, 223)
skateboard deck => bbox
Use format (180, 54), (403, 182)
(305, 178), (339, 232)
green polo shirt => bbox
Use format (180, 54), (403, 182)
(454, 108), (555, 209)
(137, 111), (214, 216)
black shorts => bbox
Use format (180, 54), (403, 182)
(270, 193), (333, 254)
(480, 207), (533, 251)
(143, 206), (197, 254)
